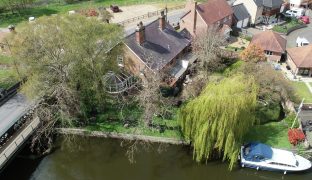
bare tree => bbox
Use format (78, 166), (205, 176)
(136, 71), (164, 126)
(192, 27), (226, 73)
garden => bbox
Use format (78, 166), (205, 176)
(272, 17), (303, 34)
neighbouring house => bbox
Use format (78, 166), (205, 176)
(249, 30), (286, 61)
(233, 0), (283, 25)
(287, 45), (312, 76)
(260, 0), (284, 24)
(232, 3), (251, 28)
(290, 0), (312, 9)
(122, 11), (193, 88)
(233, 0), (264, 25)
(180, 0), (233, 38)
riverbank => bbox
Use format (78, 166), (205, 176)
(57, 128), (189, 145)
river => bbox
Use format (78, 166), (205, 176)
(1, 137), (312, 180)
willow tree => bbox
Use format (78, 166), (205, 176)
(178, 74), (258, 170)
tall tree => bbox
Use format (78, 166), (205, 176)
(178, 74), (258, 170)
(10, 14), (122, 151)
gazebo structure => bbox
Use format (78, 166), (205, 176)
(103, 71), (137, 94)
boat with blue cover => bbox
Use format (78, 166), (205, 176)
(240, 142), (312, 174)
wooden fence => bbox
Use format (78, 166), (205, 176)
(118, 4), (185, 26)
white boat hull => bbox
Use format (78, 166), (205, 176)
(240, 144), (312, 173)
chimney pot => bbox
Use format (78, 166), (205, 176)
(159, 10), (166, 30)
(136, 21), (145, 45)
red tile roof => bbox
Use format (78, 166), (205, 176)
(287, 45), (312, 68)
(196, 0), (233, 25)
(250, 31), (286, 53)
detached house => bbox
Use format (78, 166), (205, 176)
(249, 31), (286, 61)
(233, 0), (283, 25)
(180, 0), (233, 38)
(290, 0), (312, 9)
(287, 45), (312, 77)
(122, 11), (192, 87)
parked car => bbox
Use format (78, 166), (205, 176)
(110, 5), (120, 13)
(299, 16), (310, 24)
(285, 8), (305, 18)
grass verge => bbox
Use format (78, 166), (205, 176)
(292, 81), (312, 102)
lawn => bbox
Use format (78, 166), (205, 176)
(0, 54), (18, 89)
(272, 18), (303, 33)
(0, 0), (188, 28)
(245, 121), (292, 149)
(292, 82), (312, 102)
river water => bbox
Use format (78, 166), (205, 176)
(1, 137), (312, 180)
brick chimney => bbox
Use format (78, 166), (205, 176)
(159, 10), (166, 30)
(191, 1), (197, 34)
(135, 21), (145, 45)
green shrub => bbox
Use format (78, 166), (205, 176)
(256, 102), (281, 124)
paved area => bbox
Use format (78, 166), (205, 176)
(124, 9), (185, 36)
(0, 94), (32, 136)
(287, 10), (312, 48)
(110, 5), (159, 24)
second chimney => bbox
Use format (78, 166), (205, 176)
(135, 22), (145, 45)
(159, 10), (166, 30)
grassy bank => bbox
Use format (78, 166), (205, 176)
(292, 82), (312, 102)
(0, 54), (18, 89)
(0, 0), (187, 28)
(85, 103), (183, 139)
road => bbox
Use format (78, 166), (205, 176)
(124, 9), (186, 36)
(287, 10), (312, 48)
(0, 94), (32, 136)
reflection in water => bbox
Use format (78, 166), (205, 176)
(1, 137), (312, 180)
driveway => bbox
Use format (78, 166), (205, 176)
(287, 10), (312, 48)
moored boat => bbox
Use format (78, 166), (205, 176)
(240, 142), (312, 174)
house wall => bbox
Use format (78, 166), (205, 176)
(180, 8), (208, 36)
(234, 0), (263, 24)
(290, 0), (304, 8)
(123, 44), (148, 78)
(287, 55), (299, 74)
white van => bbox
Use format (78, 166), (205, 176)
(285, 8), (305, 17)
(296, 37), (309, 47)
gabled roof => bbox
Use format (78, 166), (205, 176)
(124, 20), (190, 71)
(232, 3), (250, 21)
(250, 31), (286, 53)
(254, 0), (283, 8)
(196, 0), (233, 25)
(287, 45), (312, 68)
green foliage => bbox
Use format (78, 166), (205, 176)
(255, 102), (281, 124)
(178, 74), (258, 170)
(0, 54), (19, 88)
(11, 14), (123, 116)
(272, 18), (302, 33)
(284, 113), (298, 128)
